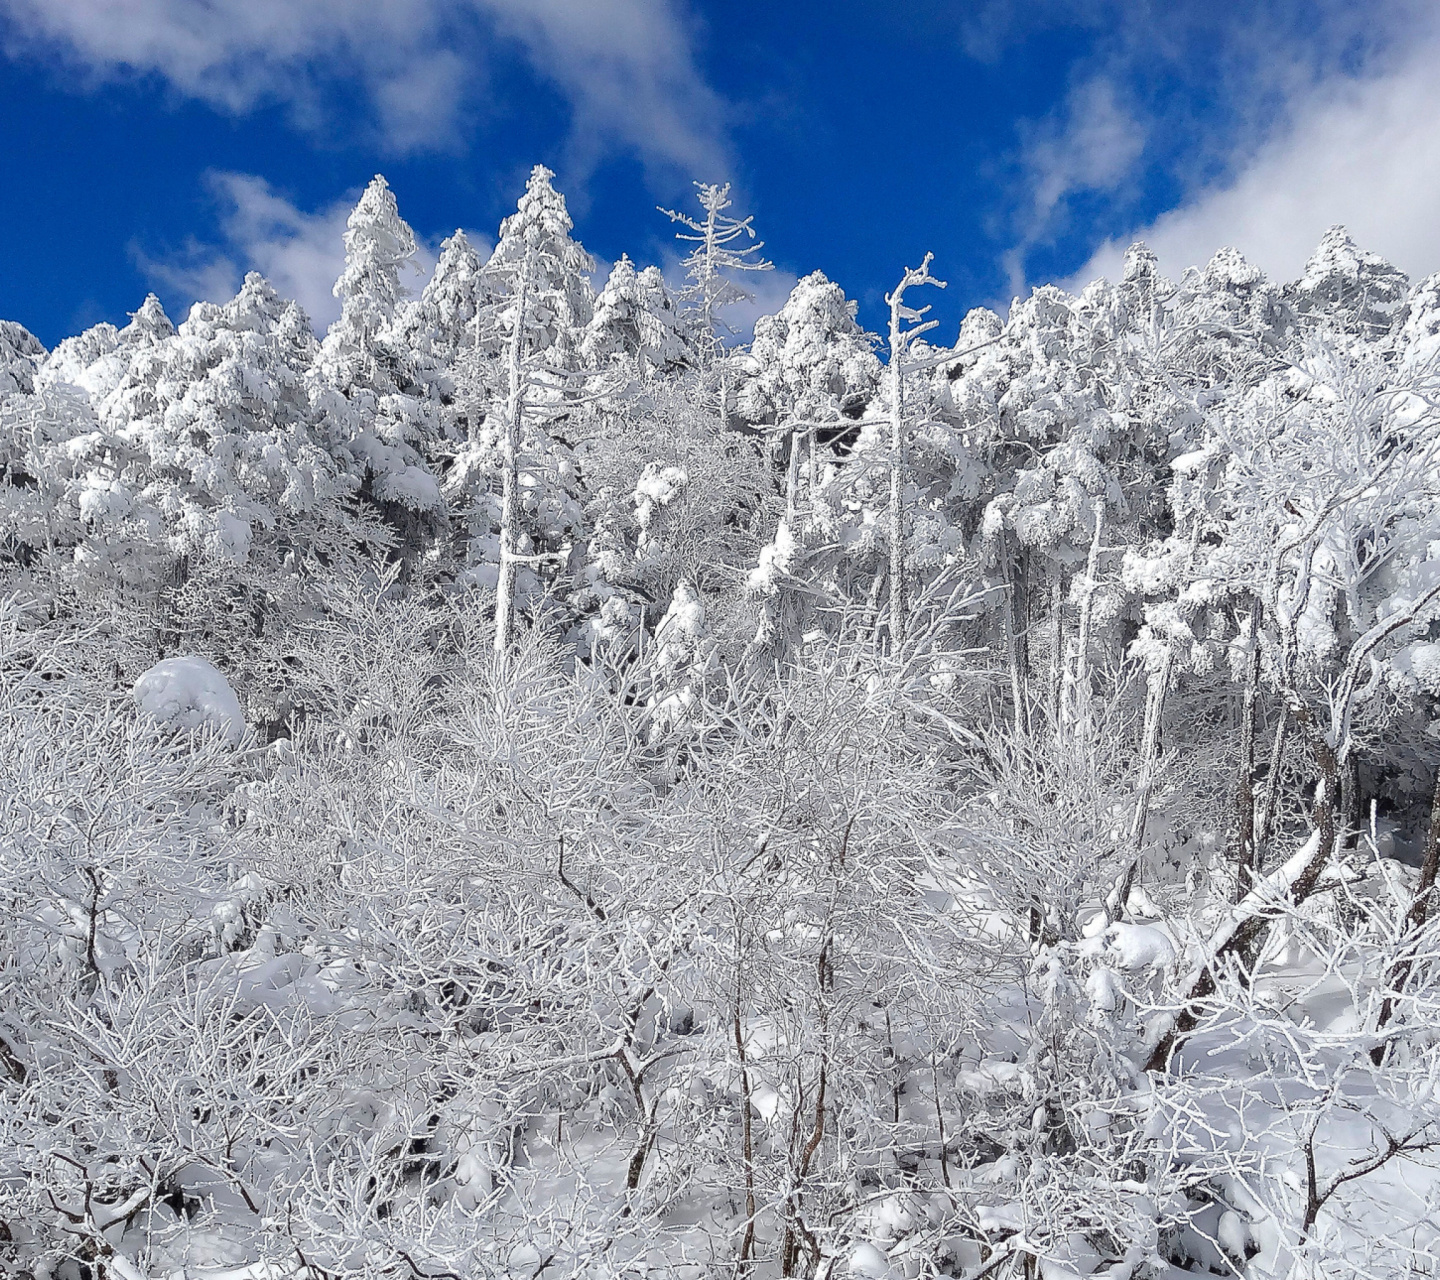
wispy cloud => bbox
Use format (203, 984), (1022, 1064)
(1001, 77), (1146, 300)
(718, 266), (802, 344)
(989, 0), (1438, 298)
(484, 0), (727, 180)
(1070, 30), (1440, 288)
(1, 0), (729, 176)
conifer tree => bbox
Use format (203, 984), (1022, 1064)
(317, 176), (445, 553)
(392, 228), (490, 371)
(464, 166), (595, 658)
(582, 255), (691, 377)
(659, 181), (773, 366)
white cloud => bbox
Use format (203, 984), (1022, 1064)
(1070, 33), (1440, 289)
(484, 0), (727, 179)
(1, 0), (728, 174)
(132, 243), (243, 319)
(1002, 77), (1147, 298)
(136, 173), (479, 331)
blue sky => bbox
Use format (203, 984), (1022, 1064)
(3, 0), (1440, 348)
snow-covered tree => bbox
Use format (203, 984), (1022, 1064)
(659, 181), (774, 365)
(1288, 224), (1409, 343)
(582, 255), (691, 377)
(391, 227), (490, 371)
(0, 320), (43, 398)
(483, 163), (596, 369)
(316, 176), (446, 551)
(457, 165), (597, 657)
(735, 269), (881, 523)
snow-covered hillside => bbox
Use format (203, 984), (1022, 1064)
(2, 171), (1439, 1279)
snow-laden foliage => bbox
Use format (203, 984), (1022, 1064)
(583, 254), (692, 377)
(4, 167), (1440, 1280)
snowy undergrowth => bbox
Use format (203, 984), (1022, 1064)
(2, 586), (1436, 1280)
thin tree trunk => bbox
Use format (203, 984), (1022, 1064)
(1339, 752), (1362, 853)
(733, 998), (757, 1268)
(1015, 545), (1030, 677)
(887, 331), (906, 652)
(807, 420), (819, 512)
(931, 1052), (951, 1189)
(857, 568), (888, 656)
(1047, 570), (1064, 729)
(1110, 644), (1173, 922)
(1232, 595), (1264, 897)
(999, 531), (1028, 734)
(781, 932), (832, 1278)
(1002, 585), (1027, 735)
(1307, 728), (1340, 900)
(785, 424), (801, 526)
(494, 249), (533, 665)
(1254, 705), (1291, 865)
(880, 256), (942, 654)
(1372, 769), (1440, 1062)
(1070, 505), (1104, 739)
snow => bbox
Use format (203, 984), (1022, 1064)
(634, 462), (688, 530)
(748, 519), (798, 594)
(1169, 445), (1212, 476)
(131, 656), (245, 744)
(1102, 922), (1176, 971)
(209, 509), (253, 563)
(977, 1203), (1025, 1233)
(1215, 1208), (1251, 1260)
(849, 1242), (896, 1278)
(375, 462), (443, 511)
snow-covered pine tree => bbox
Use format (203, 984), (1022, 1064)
(22, 278), (374, 681)
(0, 320), (54, 569)
(1287, 224), (1409, 344)
(736, 269), (881, 517)
(734, 271), (884, 648)
(582, 255), (692, 378)
(391, 227), (490, 373)
(316, 176), (446, 559)
(0, 320), (44, 398)
(6, 298), (181, 616)
(454, 165), (595, 657)
(483, 164), (596, 370)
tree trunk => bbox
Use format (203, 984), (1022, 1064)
(1301, 726), (1340, 903)
(1232, 595), (1263, 897)
(807, 420), (819, 512)
(785, 424), (802, 526)
(1069, 506), (1105, 740)
(494, 249), (533, 665)
(1047, 569), (1064, 729)
(733, 996), (757, 1268)
(1254, 705), (1291, 866)
(1339, 751), (1362, 852)
(1372, 768), (1440, 1063)
(1110, 644), (1173, 922)
(999, 531), (1028, 734)
(886, 320), (906, 652)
